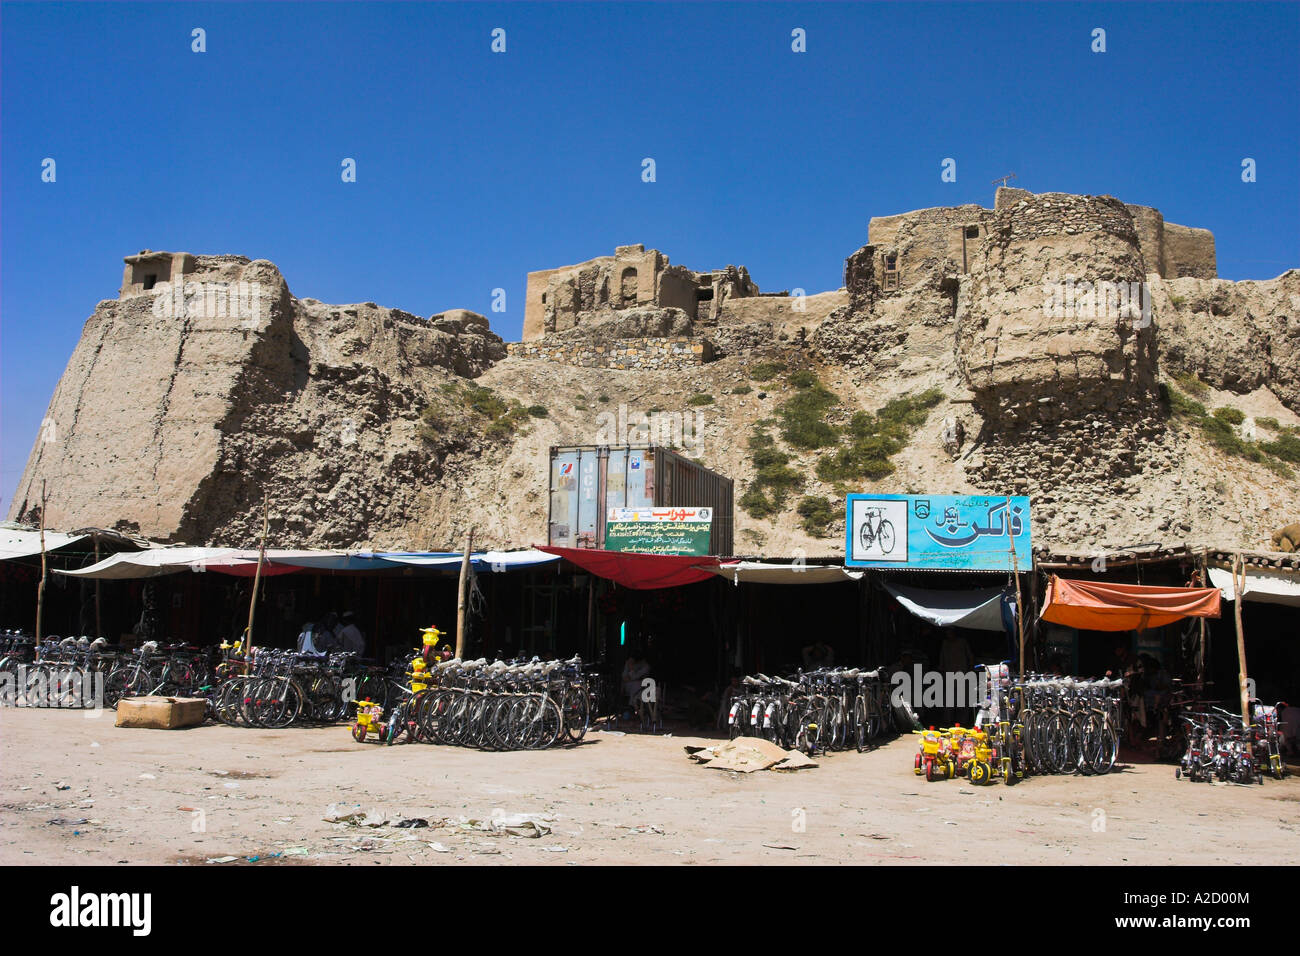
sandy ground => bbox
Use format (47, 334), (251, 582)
(2, 708), (1298, 866)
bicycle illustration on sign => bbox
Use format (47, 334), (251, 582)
(849, 498), (908, 563)
(858, 507), (896, 555)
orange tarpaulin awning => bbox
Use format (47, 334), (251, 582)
(1041, 576), (1222, 632)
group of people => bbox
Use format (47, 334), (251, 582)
(295, 611), (366, 656)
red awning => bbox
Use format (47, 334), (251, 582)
(538, 546), (720, 590)
(1040, 575), (1222, 632)
(202, 558), (302, 577)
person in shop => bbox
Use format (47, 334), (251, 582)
(621, 650), (652, 718)
(296, 620), (325, 655)
(337, 611), (366, 656)
(705, 671), (744, 730)
(1105, 643), (1132, 680)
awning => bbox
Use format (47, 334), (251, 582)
(59, 546), (562, 579)
(374, 550), (560, 571)
(0, 529), (87, 561)
(712, 562), (863, 585)
(1208, 566), (1300, 607)
(58, 547), (241, 579)
(1040, 576), (1222, 632)
(885, 583), (1013, 631)
(539, 545), (720, 589)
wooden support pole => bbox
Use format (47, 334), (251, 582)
(1197, 548), (1208, 683)
(1007, 497), (1025, 677)
(454, 527), (475, 659)
(36, 480), (48, 647)
(94, 535), (103, 640)
(1233, 552), (1250, 726)
(244, 492), (269, 657)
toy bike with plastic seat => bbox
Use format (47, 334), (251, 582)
(914, 727), (955, 781)
(351, 697), (392, 743)
(950, 725), (996, 784)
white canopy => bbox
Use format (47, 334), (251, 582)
(58, 547), (241, 579)
(884, 582), (1013, 631)
(711, 561), (863, 585)
(1208, 566), (1300, 607)
(0, 529), (87, 561)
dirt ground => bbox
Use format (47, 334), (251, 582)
(2, 708), (1297, 866)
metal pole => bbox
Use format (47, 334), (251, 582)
(455, 527), (475, 659)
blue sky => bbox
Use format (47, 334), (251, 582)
(2, 1), (1298, 512)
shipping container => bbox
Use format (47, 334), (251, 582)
(548, 445), (734, 556)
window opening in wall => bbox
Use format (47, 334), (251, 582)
(619, 267), (637, 308)
(965, 225), (980, 239)
(142, 274), (158, 290)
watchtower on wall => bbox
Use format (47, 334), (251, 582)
(120, 250), (197, 298)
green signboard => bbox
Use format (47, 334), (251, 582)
(605, 520), (712, 556)
(604, 506), (713, 556)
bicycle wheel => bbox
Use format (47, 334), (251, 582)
(534, 697), (563, 749)
(254, 679), (301, 729)
(562, 685), (590, 744)
(854, 696), (869, 752)
(727, 698), (745, 740)
(878, 520), (896, 554)
(1094, 715), (1118, 775)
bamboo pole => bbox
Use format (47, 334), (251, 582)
(454, 527), (475, 659)
(244, 492), (270, 657)
(36, 480), (48, 647)
(1233, 552), (1250, 726)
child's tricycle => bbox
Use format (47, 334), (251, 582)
(914, 727), (955, 781)
(351, 698), (391, 743)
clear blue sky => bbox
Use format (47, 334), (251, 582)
(3, 1), (1298, 513)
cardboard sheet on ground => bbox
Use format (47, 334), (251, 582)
(685, 738), (817, 772)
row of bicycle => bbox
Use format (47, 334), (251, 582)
(725, 666), (901, 755)
(0, 633), (217, 707)
(0, 629), (598, 749)
(351, 654), (591, 749)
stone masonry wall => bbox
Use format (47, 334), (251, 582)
(506, 336), (711, 370)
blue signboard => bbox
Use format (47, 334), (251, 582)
(844, 494), (1032, 571)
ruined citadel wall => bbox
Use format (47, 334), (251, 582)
(9, 255), (506, 545)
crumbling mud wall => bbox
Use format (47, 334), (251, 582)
(9, 254), (505, 546)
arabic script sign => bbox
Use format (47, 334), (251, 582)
(605, 507), (712, 556)
(844, 494), (1032, 571)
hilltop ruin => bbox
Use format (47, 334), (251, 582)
(9, 188), (1299, 555)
